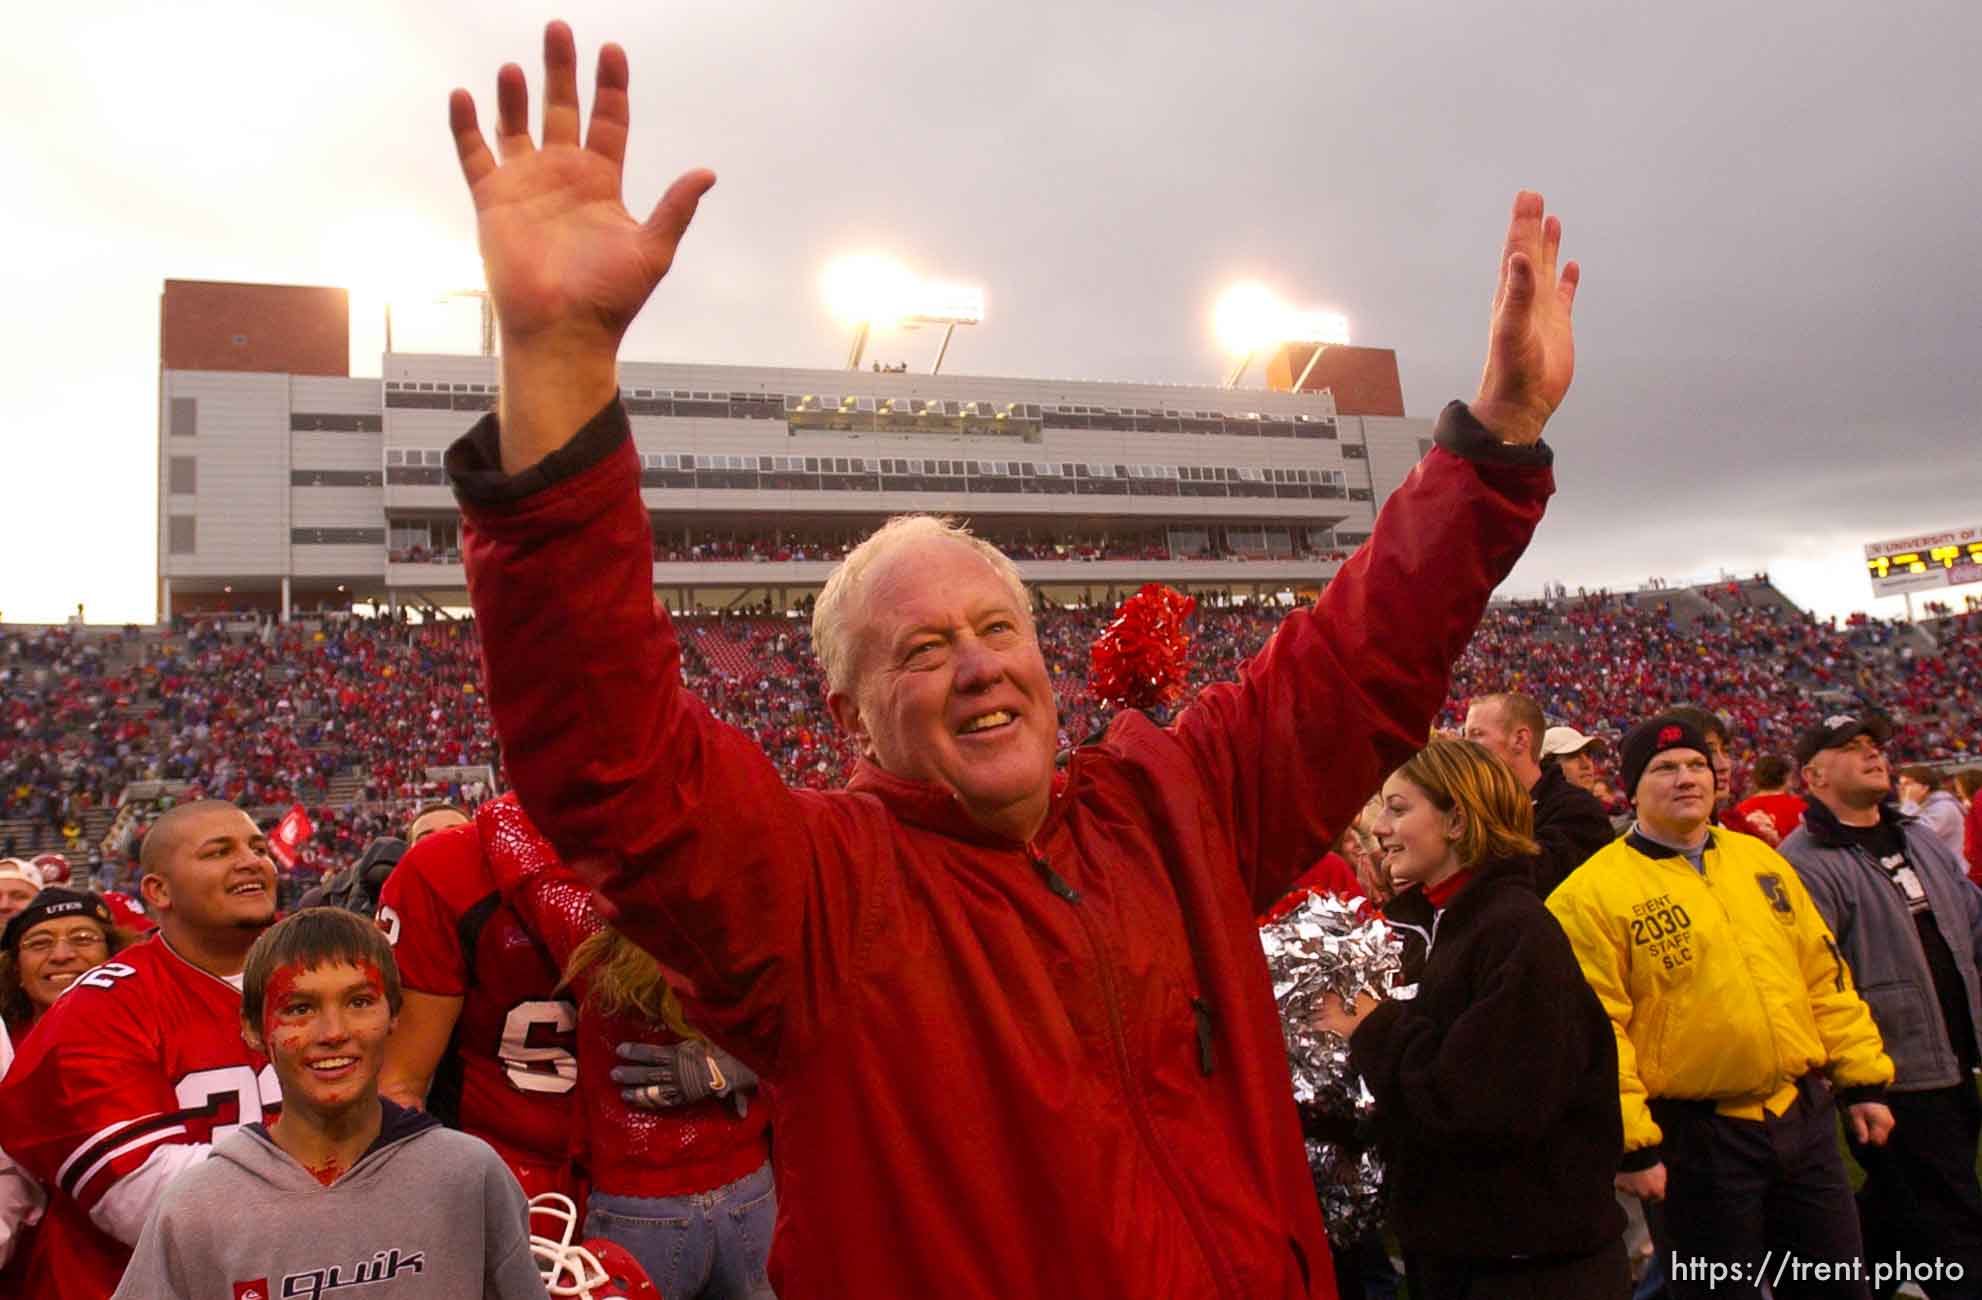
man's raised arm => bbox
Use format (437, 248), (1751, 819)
(442, 25), (873, 1077)
(447, 20), (713, 471)
(1178, 193), (1581, 907)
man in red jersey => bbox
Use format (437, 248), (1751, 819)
(0, 800), (280, 1300)
(375, 795), (580, 1198)
(1733, 753), (1808, 845)
(480, 798), (772, 1299)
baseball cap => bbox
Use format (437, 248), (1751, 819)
(1794, 712), (1894, 768)
(2, 887), (114, 953)
(0, 859), (45, 890)
(1542, 726), (1607, 759)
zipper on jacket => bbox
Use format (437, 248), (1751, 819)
(1028, 843), (1239, 1296)
(1847, 841), (1936, 993)
(1192, 997), (1217, 1076)
(1028, 849), (1082, 903)
(1700, 852), (1790, 1085)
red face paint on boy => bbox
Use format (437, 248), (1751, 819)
(259, 959), (395, 1115)
(261, 962), (305, 1054)
(305, 1156), (347, 1187)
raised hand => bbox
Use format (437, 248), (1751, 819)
(1470, 192), (1580, 447)
(448, 21), (715, 470)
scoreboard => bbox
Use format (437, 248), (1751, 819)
(1864, 523), (1982, 597)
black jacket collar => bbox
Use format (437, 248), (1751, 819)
(1624, 825), (1717, 861)
(1532, 764), (1573, 803)
(1383, 853), (1533, 930)
(1799, 796), (1909, 849)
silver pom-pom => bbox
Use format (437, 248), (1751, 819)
(1262, 892), (1401, 1245)
(1307, 1137), (1388, 1245)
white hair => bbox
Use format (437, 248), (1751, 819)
(811, 515), (1030, 695)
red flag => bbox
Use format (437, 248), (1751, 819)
(269, 804), (314, 869)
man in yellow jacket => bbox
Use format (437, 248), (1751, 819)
(1548, 713), (1894, 1299)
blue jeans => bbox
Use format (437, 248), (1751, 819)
(588, 1162), (778, 1300)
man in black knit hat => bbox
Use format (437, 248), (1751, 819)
(1549, 713), (1893, 1299)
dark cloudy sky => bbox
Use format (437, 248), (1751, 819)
(3, 0), (1975, 622)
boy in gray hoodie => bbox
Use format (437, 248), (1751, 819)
(112, 909), (550, 1299)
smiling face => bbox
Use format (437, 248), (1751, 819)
(141, 806), (278, 944)
(16, 916), (112, 1013)
(1804, 732), (1892, 816)
(1370, 772), (1464, 892)
(256, 959), (395, 1120)
(827, 538), (1060, 841)
(1636, 747), (1716, 842)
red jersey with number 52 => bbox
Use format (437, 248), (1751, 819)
(0, 933), (278, 1300)
(376, 815), (577, 1166)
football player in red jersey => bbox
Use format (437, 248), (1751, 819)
(479, 798), (774, 1300)
(375, 795), (581, 1200)
(0, 800), (280, 1300)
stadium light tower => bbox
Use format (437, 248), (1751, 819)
(823, 254), (985, 373)
(1214, 282), (1350, 388)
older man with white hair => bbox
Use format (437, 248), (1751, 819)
(440, 22), (1581, 1300)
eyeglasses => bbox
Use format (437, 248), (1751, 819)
(19, 929), (109, 958)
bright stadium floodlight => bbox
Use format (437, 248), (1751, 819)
(327, 213), (488, 357)
(386, 290), (496, 357)
(1213, 282), (1351, 388)
(823, 254), (985, 373)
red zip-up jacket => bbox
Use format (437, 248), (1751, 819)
(448, 396), (1551, 1299)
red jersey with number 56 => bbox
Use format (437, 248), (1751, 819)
(375, 812), (577, 1169)
(0, 933), (278, 1300)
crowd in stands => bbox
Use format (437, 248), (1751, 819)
(656, 534), (853, 564)
(401, 523), (1365, 570)
(3, 578), (1978, 883)
(1440, 584), (1976, 790)
(2, 619), (493, 878)
(1, 579), (1979, 1298)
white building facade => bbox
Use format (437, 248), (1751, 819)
(158, 355), (1435, 620)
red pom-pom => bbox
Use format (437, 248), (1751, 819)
(1089, 583), (1197, 711)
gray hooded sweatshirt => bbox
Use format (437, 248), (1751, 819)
(111, 1099), (548, 1300)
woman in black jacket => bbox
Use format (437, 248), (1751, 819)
(1316, 738), (1627, 1299)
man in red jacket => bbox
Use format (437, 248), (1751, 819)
(440, 21), (1579, 1299)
